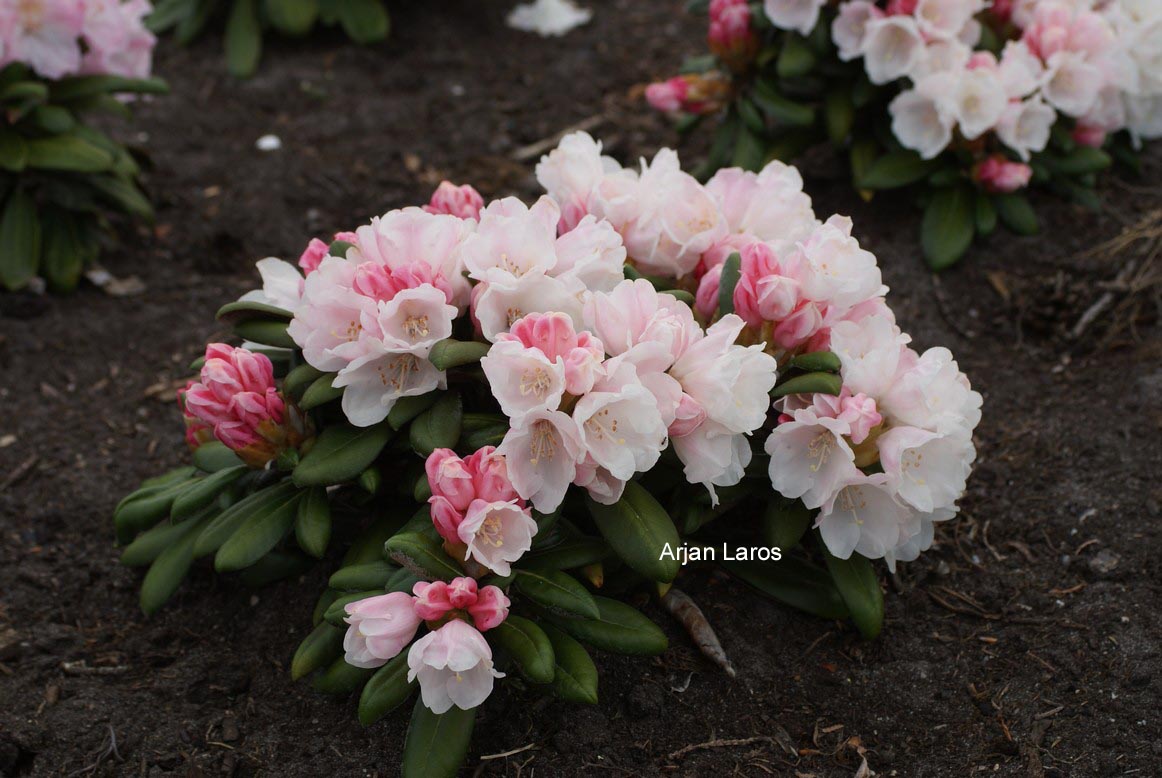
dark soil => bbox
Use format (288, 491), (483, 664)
(2, 1), (1161, 775)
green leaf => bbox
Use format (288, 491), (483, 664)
(121, 513), (210, 567)
(170, 465), (248, 520)
(192, 441), (244, 472)
(541, 623), (598, 704)
(358, 652), (415, 725)
(723, 555), (849, 619)
(336, 0), (390, 44)
(1052, 146), (1111, 176)
(921, 185), (975, 271)
(515, 568), (599, 620)
(521, 537), (610, 572)
(761, 499), (814, 551)
(0, 80), (48, 105)
(751, 82), (814, 126)
(849, 136), (878, 189)
(821, 546), (884, 639)
(788, 350), (840, 373)
(824, 86), (854, 145)
(312, 656), (374, 694)
(731, 125), (766, 172)
(295, 486), (332, 558)
(0, 190), (42, 291)
(546, 596), (668, 656)
(291, 621), (344, 680)
(716, 251), (741, 316)
(387, 392), (439, 430)
(776, 34), (817, 78)
(385, 567), (422, 594)
(283, 364), (325, 401)
(39, 207), (88, 294)
(299, 373), (344, 410)
(216, 298), (293, 325)
(0, 128), (28, 172)
(858, 150), (939, 190)
(114, 477), (197, 544)
(974, 191), (997, 237)
(586, 481), (681, 584)
(772, 371), (842, 399)
(491, 616), (555, 684)
(408, 391), (462, 456)
(427, 339), (490, 371)
(193, 480), (298, 557)
(30, 105), (75, 134)
(84, 174), (153, 220)
(232, 319), (296, 348)
(329, 560), (396, 591)
(384, 532), (462, 581)
(238, 549), (313, 587)
(50, 75), (168, 101)
(24, 135), (114, 172)
(292, 421), (393, 487)
(225, 0), (263, 77)
(214, 487), (305, 572)
(401, 700), (474, 778)
(264, 0), (319, 35)
(993, 192), (1039, 236)
(139, 525), (200, 615)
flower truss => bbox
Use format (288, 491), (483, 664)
(113, 133), (981, 777)
(0, 0), (166, 293)
(646, 0), (1161, 269)
(146, 0), (392, 77)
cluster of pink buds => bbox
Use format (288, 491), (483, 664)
(423, 181), (485, 221)
(426, 447), (538, 576)
(645, 72), (733, 115)
(708, 0), (758, 72)
(296, 230), (359, 275)
(973, 155), (1033, 194)
(178, 344), (309, 467)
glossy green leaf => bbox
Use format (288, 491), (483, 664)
(358, 652), (415, 725)
(858, 150), (939, 190)
(192, 441), (244, 472)
(214, 487), (305, 572)
(788, 350), (840, 373)
(408, 391), (461, 456)
(292, 421), (393, 487)
(299, 373), (343, 410)
(427, 339), (490, 371)
(0, 190), (41, 291)
(723, 555), (849, 619)
(312, 656), (374, 694)
(541, 623), (598, 704)
(515, 569), (599, 619)
(993, 192), (1039, 236)
(193, 480), (298, 557)
(491, 616), (555, 683)
(295, 486), (332, 558)
(921, 185), (975, 271)
(546, 596), (668, 656)
(761, 498), (814, 551)
(822, 546), (884, 639)
(232, 319), (295, 348)
(170, 465), (247, 520)
(384, 532), (462, 581)
(225, 0), (262, 77)
(139, 525), (200, 615)
(329, 560), (396, 591)
(401, 699), (474, 778)
(716, 251), (741, 316)
(291, 621), (344, 680)
(586, 481), (681, 583)
(771, 371), (842, 398)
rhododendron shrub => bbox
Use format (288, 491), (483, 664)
(0, 0), (166, 292)
(146, 0), (391, 77)
(646, 0), (1160, 269)
(113, 138), (980, 777)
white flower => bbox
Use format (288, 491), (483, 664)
(829, 313), (910, 398)
(497, 409), (585, 513)
(794, 215), (887, 311)
(816, 473), (914, 559)
(832, 0), (882, 62)
(881, 346), (982, 435)
(997, 40), (1045, 100)
(239, 257), (304, 311)
(407, 620), (504, 714)
(583, 279), (701, 365)
(287, 257), (368, 372)
(473, 274), (585, 342)
(1042, 51), (1104, 117)
(704, 162), (818, 255)
(953, 68), (1008, 140)
(668, 314), (777, 435)
(877, 427), (975, 513)
(460, 196), (561, 285)
(914, 0), (985, 42)
(765, 412), (860, 510)
(883, 507), (955, 571)
(572, 358), (668, 481)
(552, 215), (627, 293)
(371, 286), (457, 352)
(888, 73), (958, 159)
(480, 339), (567, 423)
(1127, 94), (1162, 141)
(671, 421), (752, 505)
(536, 131), (622, 231)
(333, 347), (444, 427)
(458, 499), (538, 576)
(911, 38), (971, 80)
(862, 16), (926, 85)
(764, 0), (827, 36)
(995, 96), (1057, 161)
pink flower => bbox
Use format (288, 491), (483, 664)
(412, 581), (455, 621)
(423, 181), (485, 221)
(506, 312), (606, 395)
(298, 238), (330, 275)
(708, 0), (757, 71)
(463, 446), (520, 503)
(467, 586), (510, 632)
(644, 74), (732, 116)
(426, 448), (476, 512)
(407, 620), (504, 714)
(446, 577), (478, 609)
(975, 155), (1032, 193)
(6, 0), (86, 79)
(457, 499), (538, 576)
(179, 344), (306, 467)
(343, 592), (423, 668)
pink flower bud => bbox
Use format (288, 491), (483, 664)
(343, 591), (422, 668)
(644, 73), (732, 116)
(668, 393), (708, 438)
(423, 181), (485, 221)
(464, 447), (520, 504)
(412, 581), (455, 621)
(1072, 123), (1106, 148)
(646, 77), (688, 113)
(886, 0), (917, 15)
(446, 577), (479, 609)
(975, 155), (1032, 194)
(426, 449), (476, 513)
(708, 0), (757, 71)
(429, 495), (466, 544)
(695, 263), (723, 320)
(468, 585), (510, 631)
(298, 238), (330, 275)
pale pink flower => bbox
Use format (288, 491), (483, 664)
(343, 592), (422, 668)
(535, 131), (621, 233)
(497, 409), (585, 513)
(412, 581), (455, 621)
(764, 0), (827, 35)
(832, 0), (883, 62)
(8, 0), (85, 79)
(426, 448), (477, 513)
(878, 427), (975, 513)
(423, 181), (485, 220)
(888, 73), (958, 159)
(704, 162), (817, 255)
(572, 357), (669, 481)
(862, 16), (926, 84)
(457, 498), (538, 576)
(816, 473), (914, 559)
(298, 238), (330, 275)
(407, 620), (504, 714)
(583, 279), (701, 366)
(468, 585), (511, 631)
(995, 96), (1056, 160)
(765, 410), (860, 510)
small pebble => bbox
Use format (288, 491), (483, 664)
(256, 134), (282, 152)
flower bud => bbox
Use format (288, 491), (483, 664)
(467, 585), (511, 632)
(645, 73), (732, 116)
(423, 181), (485, 221)
(974, 155), (1032, 194)
(708, 0), (758, 72)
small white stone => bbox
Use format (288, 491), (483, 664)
(256, 134), (282, 152)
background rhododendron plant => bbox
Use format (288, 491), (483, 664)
(113, 138), (980, 778)
(145, 0), (392, 77)
(645, 0), (1161, 269)
(0, 0), (166, 293)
